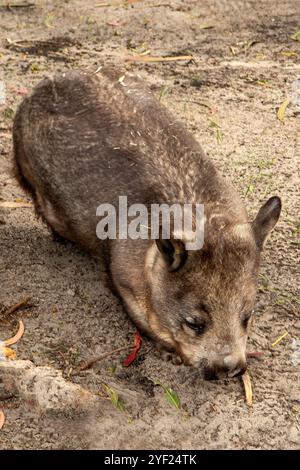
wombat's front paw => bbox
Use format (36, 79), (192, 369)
(159, 348), (183, 365)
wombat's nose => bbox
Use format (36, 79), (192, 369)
(223, 355), (247, 378)
(226, 363), (247, 378)
(203, 359), (247, 381)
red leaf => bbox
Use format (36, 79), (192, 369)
(123, 331), (142, 367)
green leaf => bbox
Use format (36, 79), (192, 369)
(159, 85), (169, 101)
(153, 379), (181, 410)
(103, 384), (126, 413)
(208, 118), (221, 128)
(215, 128), (224, 144)
(164, 387), (181, 409)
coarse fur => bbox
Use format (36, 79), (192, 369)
(12, 66), (281, 379)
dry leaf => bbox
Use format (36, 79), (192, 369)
(4, 320), (25, 346)
(271, 330), (289, 347)
(242, 371), (253, 407)
(0, 409), (5, 430)
(277, 98), (290, 122)
(2, 347), (16, 360)
(199, 23), (215, 29)
(123, 331), (142, 367)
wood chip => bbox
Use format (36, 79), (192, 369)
(4, 320), (25, 346)
(0, 409), (5, 430)
(242, 371), (253, 407)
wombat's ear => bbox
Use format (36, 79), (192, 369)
(252, 196), (281, 249)
(156, 238), (187, 272)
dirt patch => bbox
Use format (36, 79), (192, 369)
(0, 0), (299, 450)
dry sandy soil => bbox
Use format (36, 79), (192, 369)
(0, 0), (299, 450)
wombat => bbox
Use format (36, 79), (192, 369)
(12, 67), (281, 380)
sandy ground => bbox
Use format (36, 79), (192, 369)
(0, 0), (299, 450)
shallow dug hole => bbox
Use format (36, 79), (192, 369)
(0, 0), (300, 450)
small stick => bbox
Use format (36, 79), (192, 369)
(126, 55), (194, 63)
(247, 351), (264, 358)
(242, 371), (253, 407)
(271, 331), (289, 348)
(2, 296), (32, 319)
(73, 345), (134, 374)
(0, 201), (33, 208)
(0, 2), (35, 8)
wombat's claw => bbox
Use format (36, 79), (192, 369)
(159, 349), (183, 365)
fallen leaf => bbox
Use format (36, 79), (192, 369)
(2, 347), (16, 360)
(199, 23), (215, 29)
(153, 380), (181, 410)
(0, 409), (5, 430)
(164, 387), (181, 409)
(208, 118), (221, 128)
(271, 330), (289, 347)
(277, 98), (290, 122)
(4, 320), (25, 346)
(242, 371), (253, 407)
(290, 30), (300, 41)
(281, 51), (298, 58)
(103, 384), (126, 412)
(123, 331), (142, 366)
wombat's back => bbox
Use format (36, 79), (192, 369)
(13, 67), (243, 252)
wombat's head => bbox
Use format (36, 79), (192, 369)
(146, 197), (281, 380)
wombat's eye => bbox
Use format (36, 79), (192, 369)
(185, 320), (207, 335)
(241, 313), (252, 329)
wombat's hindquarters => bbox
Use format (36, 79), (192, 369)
(13, 100), (45, 220)
(12, 98), (72, 243)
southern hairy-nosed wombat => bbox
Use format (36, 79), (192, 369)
(13, 67), (281, 380)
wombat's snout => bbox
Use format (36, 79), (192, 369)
(203, 359), (247, 381)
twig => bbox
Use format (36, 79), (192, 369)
(247, 351), (264, 358)
(0, 201), (33, 208)
(271, 331), (289, 348)
(1, 296), (32, 323)
(175, 99), (213, 110)
(126, 55), (194, 63)
(242, 371), (253, 407)
(96, 0), (141, 7)
(72, 345), (134, 374)
(0, 2), (35, 8)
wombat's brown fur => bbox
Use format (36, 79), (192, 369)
(13, 67), (281, 379)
